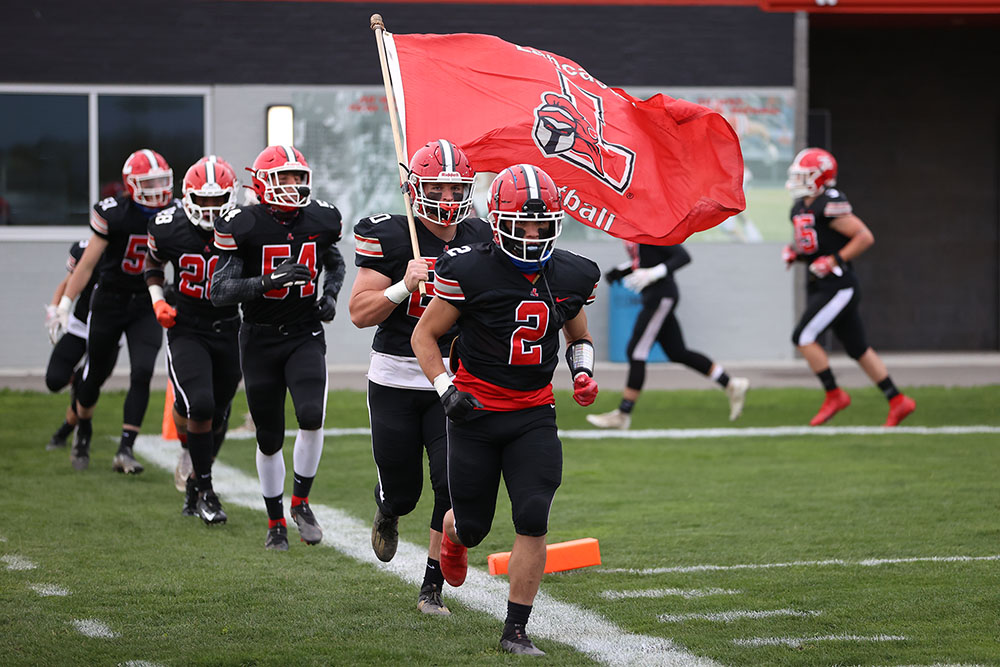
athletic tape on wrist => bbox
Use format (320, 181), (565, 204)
(384, 280), (410, 304)
(148, 284), (165, 304)
(432, 372), (454, 397)
(565, 339), (595, 378)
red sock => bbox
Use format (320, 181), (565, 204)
(268, 518), (286, 529)
(178, 433), (188, 445)
(291, 495), (307, 508)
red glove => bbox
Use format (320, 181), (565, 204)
(808, 255), (840, 278)
(781, 244), (798, 267)
(572, 374), (599, 407)
(153, 300), (177, 328)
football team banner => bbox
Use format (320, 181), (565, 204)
(383, 32), (745, 245)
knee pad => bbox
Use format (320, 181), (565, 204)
(45, 371), (67, 394)
(294, 403), (324, 431)
(845, 341), (870, 360)
(255, 429), (284, 456)
(791, 324), (809, 347)
(130, 367), (154, 389)
(512, 493), (553, 538)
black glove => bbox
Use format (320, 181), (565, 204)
(316, 294), (336, 322)
(604, 266), (629, 284)
(261, 261), (311, 291)
(440, 385), (484, 423)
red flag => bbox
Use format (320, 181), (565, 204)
(384, 32), (745, 245)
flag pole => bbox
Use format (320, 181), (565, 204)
(371, 13), (425, 295)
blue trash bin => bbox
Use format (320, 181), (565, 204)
(607, 281), (668, 363)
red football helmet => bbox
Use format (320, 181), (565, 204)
(249, 145), (311, 210)
(487, 164), (563, 267)
(122, 149), (173, 208)
(786, 148), (838, 199)
(182, 156), (238, 231)
(406, 139), (476, 226)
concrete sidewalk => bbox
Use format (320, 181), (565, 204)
(2, 352), (997, 393)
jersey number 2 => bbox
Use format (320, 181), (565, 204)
(509, 301), (549, 365)
(178, 254), (219, 300)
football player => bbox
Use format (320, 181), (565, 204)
(783, 148), (916, 426)
(411, 164), (600, 656)
(210, 145), (345, 551)
(587, 242), (750, 429)
(55, 149), (175, 473)
(349, 140), (492, 616)
(144, 156), (244, 525)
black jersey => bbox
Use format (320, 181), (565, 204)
(354, 214), (493, 357)
(147, 206), (239, 322)
(90, 195), (176, 293)
(790, 188), (856, 285)
(433, 243), (599, 392)
(625, 242), (692, 299)
(214, 200), (343, 325)
(67, 240), (97, 322)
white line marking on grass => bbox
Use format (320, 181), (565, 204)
(29, 583), (70, 596)
(0, 534), (7, 541)
(2, 554), (37, 570)
(220, 424), (1000, 442)
(135, 436), (720, 667)
(71, 619), (119, 638)
(604, 554), (1000, 575)
(603, 588), (740, 600)
(660, 609), (821, 623)
(733, 633), (905, 648)
(119, 661), (166, 667)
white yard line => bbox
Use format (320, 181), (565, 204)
(135, 436), (719, 667)
(603, 554), (1000, 575)
(2, 554), (37, 570)
(733, 633), (905, 648)
(603, 588), (740, 600)
(71, 619), (119, 638)
(659, 609), (820, 623)
(220, 425), (1000, 441)
(28, 583), (70, 596)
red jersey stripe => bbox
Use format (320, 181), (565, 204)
(454, 361), (554, 411)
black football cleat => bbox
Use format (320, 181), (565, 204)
(371, 508), (399, 562)
(112, 445), (144, 474)
(500, 624), (545, 656)
(181, 476), (198, 517)
(196, 491), (227, 525)
(46, 430), (69, 451)
(265, 524), (289, 551)
(417, 582), (451, 616)
(70, 435), (90, 471)
(290, 502), (322, 545)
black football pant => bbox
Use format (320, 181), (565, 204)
(792, 280), (869, 359)
(77, 287), (162, 427)
(166, 324), (242, 426)
(239, 322), (327, 456)
(45, 332), (88, 393)
(625, 293), (713, 391)
(446, 405), (561, 548)
(367, 381), (449, 531)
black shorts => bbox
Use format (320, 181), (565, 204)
(793, 279), (869, 358)
(446, 405), (562, 547)
(166, 323), (242, 423)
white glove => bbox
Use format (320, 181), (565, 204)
(44, 304), (61, 344)
(623, 263), (667, 293)
(53, 295), (72, 342)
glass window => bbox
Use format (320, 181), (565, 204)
(98, 95), (204, 204)
(0, 93), (89, 225)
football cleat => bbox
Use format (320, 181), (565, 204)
(265, 523), (289, 551)
(417, 582), (451, 616)
(809, 388), (851, 426)
(585, 408), (631, 430)
(290, 502), (323, 545)
(500, 624), (546, 656)
(371, 508), (399, 562)
(70, 435), (90, 471)
(197, 490), (227, 525)
(885, 394), (916, 427)
(112, 445), (145, 474)
(174, 448), (193, 492)
(181, 476), (198, 517)
(440, 531), (468, 587)
(46, 431), (69, 451)
(725, 377), (750, 421)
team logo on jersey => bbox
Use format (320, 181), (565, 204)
(532, 72), (636, 194)
(530, 287), (539, 297)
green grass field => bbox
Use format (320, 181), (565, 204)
(1, 385), (998, 666)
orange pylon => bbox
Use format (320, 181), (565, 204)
(488, 537), (601, 575)
(162, 381), (179, 440)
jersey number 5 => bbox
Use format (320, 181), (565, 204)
(262, 243), (317, 299)
(121, 234), (149, 276)
(509, 301), (549, 365)
(792, 213), (819, 254)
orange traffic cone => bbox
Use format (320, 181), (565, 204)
(162, 381), (179, 440)
(488, 538), (601, 575)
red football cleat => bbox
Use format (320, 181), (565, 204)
(885, 394), (916, 427)
(440, 531), (468, 587)
(809, 388), (851, 426)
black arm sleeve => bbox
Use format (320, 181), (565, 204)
(664, 245), (692, 273)
(210, 253), (265, 306)
(320, 242), (346, 300)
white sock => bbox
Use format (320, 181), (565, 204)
(292, 428), (324, 479)
(709, 364), (724, 382)
(256, 449), (285, 498)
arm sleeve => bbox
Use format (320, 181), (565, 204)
(320, 242), (346, 300)
(210, 253), (264, 306)
(664, 245), (692, 273)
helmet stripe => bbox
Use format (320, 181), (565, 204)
(205, 161), (217, 185)
(520, 164), (540, 199)
(141, 149), (160, 170)
(282, 145), (298, 164)
(438, 139), (455, 172)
